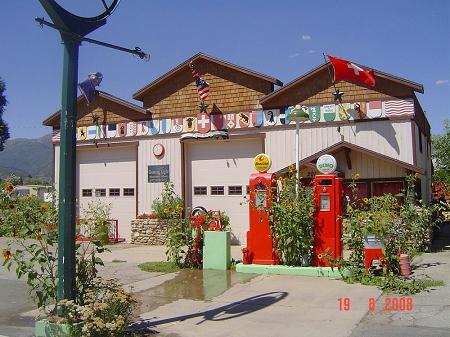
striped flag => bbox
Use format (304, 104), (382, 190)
(382, 99), (414, 119)
(189, 62), (209, 101)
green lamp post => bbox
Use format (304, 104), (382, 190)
(288, 106), (309, 196)
(36, 0), (149, 305)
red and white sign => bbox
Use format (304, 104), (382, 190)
(127, 122), (137, 136)
(197, 113), (211, 134)
(225, 113), (236, 129)
(172, 118), (183, 133)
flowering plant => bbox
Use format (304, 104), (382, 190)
(151, 182), (184, 220)
(53, 278), (138, 337)
(136, 213), (158, 220)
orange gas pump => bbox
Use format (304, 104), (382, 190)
(245, 154), (278, 265)
(312, 174), (343, 266)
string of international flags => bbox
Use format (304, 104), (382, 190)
(60, 98), (414, 143)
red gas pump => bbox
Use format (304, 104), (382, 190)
(312, 174), (343, 266)
(245, 154), (278, 265)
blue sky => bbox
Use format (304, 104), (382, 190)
(1, 0), (449, 139)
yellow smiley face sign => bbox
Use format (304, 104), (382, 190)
(253, 153), (272, 173)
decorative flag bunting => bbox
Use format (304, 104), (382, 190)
(77, 127), (87, 140)
(327, 55), (376, 87)
(97, 125), (106, 138)
(107, 124), (117, 137)
(172, 118), (183, 133)
(238, 112), (250, 128)
(338, 103), (351, 121)
(149, 119), (160, 135)
(264, 109), (279, 126)
(118, 123), (127, 137)
(87, 126), (98, 139)
(279, 108), (290, 125)
(137, 121), (148, 136)
(251, 111), (263, 127)
(322, 104), (336, 122)
(184, 117), (196, 132)
(225, 113), (236, 129)
(210, 112), (224, 130)
(189, 62), (209, 101)
(127, 122), (137, 137)
(160, 119), (172, 134)
(308, 106), (321, 123)
(382, 99), (414, 119)
(197, 113), (211, 134)
(52, 129), (60, 143)
(366, 101), (382, 118)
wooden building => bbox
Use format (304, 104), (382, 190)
(43, 53), (432, 243)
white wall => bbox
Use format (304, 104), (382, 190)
(137, 136), (182, 215)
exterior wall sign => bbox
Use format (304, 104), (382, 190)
(253, 153), (272, 173)
(75, 98), (415, 141)
(148, 164), (170, 183)
(316, 154), (337, 174)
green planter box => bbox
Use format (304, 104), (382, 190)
(35, 319), (81, 337)
(203, 231), (231, 270)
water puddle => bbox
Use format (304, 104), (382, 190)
(136, 269), (256, 314)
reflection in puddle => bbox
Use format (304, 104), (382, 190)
(136, 269), (256, 314)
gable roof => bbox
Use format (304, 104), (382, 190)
(275, 141), (425, 176)
(260, 62), (424, 106)
(42, 91), (147, 127)
(132, 52), (283, 101)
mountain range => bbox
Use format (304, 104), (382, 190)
(0, 134), (53, 183)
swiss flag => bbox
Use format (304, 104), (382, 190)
(328, 55), (376, 87)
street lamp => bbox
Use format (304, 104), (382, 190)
(288, 105), (309, 196)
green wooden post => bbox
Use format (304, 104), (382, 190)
(57, 34), (79, 303)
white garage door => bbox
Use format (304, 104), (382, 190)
(186, 138), (263, 244)
(77, 146), (136, 241)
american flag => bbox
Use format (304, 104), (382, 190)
(383, 99), (414, 119)
(190, 62), (209, 101)
(51, 129), (60, 144)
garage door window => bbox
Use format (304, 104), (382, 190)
(95, 189), (106, 197)
(82, 189), (92, 197)
(123, 188), (135, 196)
(211, 186), (224, 195)
(109, 188), (120, 196)
(194, 186), (207, 195)
(228, 186), (242, 195)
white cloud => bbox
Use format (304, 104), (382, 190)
(302, 35), (311, 40)
(288, 52), (300, 58)
(435, 79), (449, 85)
(306, 50), (316, 54)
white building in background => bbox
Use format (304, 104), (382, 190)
(44, 53), (432, 243)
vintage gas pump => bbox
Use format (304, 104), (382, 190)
(312, 155), (343, 267)
(245, 154), (278, 265)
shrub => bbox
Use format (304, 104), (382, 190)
(269, 170), (314, 266)
(151, 182), (183, 220)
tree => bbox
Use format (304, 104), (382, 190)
(0, 77), (10, 151)
(432, 119), (450, 185)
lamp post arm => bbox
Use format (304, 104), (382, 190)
(35, 17), (150, 60)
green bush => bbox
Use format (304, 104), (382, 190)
(269, 170), (314, 266)
(151, 182), (183, 220)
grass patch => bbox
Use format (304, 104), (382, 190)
(345, 271), (444, 295)
(111, 259), (127, 263)
(138, 261), (180, 273)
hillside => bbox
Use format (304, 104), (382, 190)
(0, 134), (53, 183)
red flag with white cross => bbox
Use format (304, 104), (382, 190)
(196, 113), (211, 134)
(327, 55), (376, 87)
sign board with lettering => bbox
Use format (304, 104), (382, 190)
(148, 165), (170, 183)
